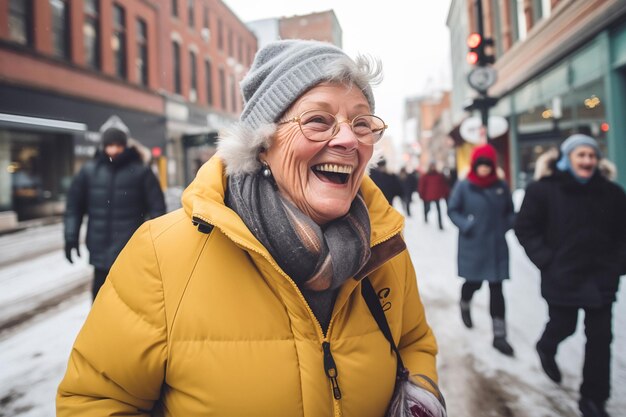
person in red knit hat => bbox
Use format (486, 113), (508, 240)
(447, 144), (516, 356)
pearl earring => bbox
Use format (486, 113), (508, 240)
(261, 161), (272, 178)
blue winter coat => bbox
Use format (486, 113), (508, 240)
(447, 179), (515, 282)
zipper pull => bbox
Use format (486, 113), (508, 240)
(322, 341), (342, 400)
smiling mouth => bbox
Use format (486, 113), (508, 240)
(312, 163), (353, 184)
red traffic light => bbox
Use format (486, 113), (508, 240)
(467, 51), (479, 65)
(467, 33), (482, 48)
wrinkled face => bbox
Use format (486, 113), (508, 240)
(569, 145), (598, 179)
(260, 83), (375, 225)
(105, 143), (125, 160)
(476, 164), (493, 177)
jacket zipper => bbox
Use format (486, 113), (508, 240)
(322, 341), (342, 400)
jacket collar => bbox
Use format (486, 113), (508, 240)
(182, 157), (406, 272)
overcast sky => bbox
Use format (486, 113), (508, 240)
(224, 1), (453, 146)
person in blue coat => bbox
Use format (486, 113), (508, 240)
(448, 143), (515, 356)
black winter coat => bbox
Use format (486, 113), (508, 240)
(369, 169), (402, 205)
(514, 169), (626, 307)
(64, 147), (166, 270)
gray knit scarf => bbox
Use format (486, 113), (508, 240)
(227, 172), (371, 329)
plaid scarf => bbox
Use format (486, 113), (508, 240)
(227, 172), (371, 330)
(227, 172), (371, 291)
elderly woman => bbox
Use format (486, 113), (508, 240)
(515, 134), (626, 417)
(57, 40), (441, 417)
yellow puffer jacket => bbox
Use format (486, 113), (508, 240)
(57, 157), (439, 417)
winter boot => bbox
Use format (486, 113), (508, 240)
(579, 397), (610, 417)
(460, 300), (473, 328)
(492, 317), (514, 356)
(536, 342), (561, 383)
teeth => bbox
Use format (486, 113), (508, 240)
(314, 164), (353, 174)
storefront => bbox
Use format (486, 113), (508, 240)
(0, 84), (166, 223)
(165, 98), (236, 187)
(493, 21), (626, 189)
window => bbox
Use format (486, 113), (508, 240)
(515, 0), (528, 41)
(189, 50), (197, 102)
(203, 5), (209, 29)
(171, 0), (178, 17)
(84, 0), (99, 69)
(219, 67), (226, 109)
(50, 0), (71, 59)
(229, 74), (237, 112)
(227, 29), (233, 57)
(237, 37), (243, 63)
(9, 0), (32, 46)
(205, 60), (213, 106)
(173, 41), (182, 94)
(217, 19), (223, 50)
(112, 4), (127, 78)
(136, 18), (148, 86)
(188, 0), (195, 29)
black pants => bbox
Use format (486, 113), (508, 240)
(424, 199), (443, 229)
(93, 268), (110, 301)
(402, 193), (413, 217)
(461, 281), (505, 318)
(537, 303), (613, 403)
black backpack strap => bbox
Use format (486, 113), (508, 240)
(192, 216), (214, 234)
(361, 276), (406, 378)
(361, 276), (447, 410)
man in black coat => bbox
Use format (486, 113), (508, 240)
(64, 117), (166, 301)
(515, 134), (626, 417)
(369, 159), (402, 206)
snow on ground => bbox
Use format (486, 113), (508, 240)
(404, 196), (626, 417)
(0, 293), (90, 417)
(0, 196), (624, 417)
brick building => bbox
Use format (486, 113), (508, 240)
(404, 92), (454, 174)
(0, 0), (256, 228)
(247, 10), (342, 49)
(162, 0), (257, 186)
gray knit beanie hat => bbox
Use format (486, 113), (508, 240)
(217, 39), (380, 175)
(240, 39), (376, 129)
(99, 115), (129, 147)
(560, 133), (600, 157)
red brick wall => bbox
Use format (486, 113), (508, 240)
(160, 0), (257, 114)
(279, 11), (336, 45)
(0, 0), (162, 114)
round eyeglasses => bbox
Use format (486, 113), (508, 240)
(278, 110), (387, 145)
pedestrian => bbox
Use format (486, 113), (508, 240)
(418, 162), (449, 230)
(57, 39), (445, 417)
(399, 167), (419, 217)
(63, 116), (166, 301)
(514, 134), (626, 417)
(369, 158), (403, 205)
(447, 144), (516, 356)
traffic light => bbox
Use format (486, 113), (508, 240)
(466, 33), (495, 66)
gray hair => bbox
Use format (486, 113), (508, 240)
(217, 51), (383, 176)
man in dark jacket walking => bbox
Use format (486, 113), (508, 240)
(369, 159), (402, 206)
(64, 116), (166, 301)
(515, 134), (626, 417)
